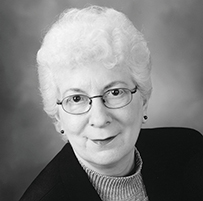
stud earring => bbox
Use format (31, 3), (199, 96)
(143, 115), (148, 120)
(60, 130), (65, 134)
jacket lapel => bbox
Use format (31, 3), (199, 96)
(59, 143), (102, 200)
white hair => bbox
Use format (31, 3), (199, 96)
(36, 6), (152, 128)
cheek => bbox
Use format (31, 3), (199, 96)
(119, 100), (143, 145)
(59, 112), (87, 135)
(119, 98), (143, 127)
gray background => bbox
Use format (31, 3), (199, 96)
(0, 0), (203, 200)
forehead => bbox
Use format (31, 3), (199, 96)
(56, 63), (134, 95)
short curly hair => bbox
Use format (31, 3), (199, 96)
(36, 6), (152, 127)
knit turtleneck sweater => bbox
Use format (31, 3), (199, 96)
(80, 148), (149, 201)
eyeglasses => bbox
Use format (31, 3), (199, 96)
(57, 86), (138, 115)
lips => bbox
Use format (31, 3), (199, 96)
(92, 136), (116, 146)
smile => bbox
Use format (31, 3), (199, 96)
(91, 136), (117, 146)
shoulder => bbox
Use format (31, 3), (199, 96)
(139, 127), (202, 140)
(138, 127), (203, 152)
(137, 127), (203, 200)
(19, 143), (102, 201)
(137, 127), (203, 166)
(19, 145), (70, 201)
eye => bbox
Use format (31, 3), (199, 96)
(72, 95), (82, 103)
(65, 95), (88, 104)
(110, 88), (124, 96)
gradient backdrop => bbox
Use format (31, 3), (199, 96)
(0, 0), (203, 200)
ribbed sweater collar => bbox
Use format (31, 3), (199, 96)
(80, 148), (148, 201)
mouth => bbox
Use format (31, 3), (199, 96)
(92, 136), (117, 146)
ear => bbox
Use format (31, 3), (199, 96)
(54, 112), (62, 133)
(142, 98), (149, 124)
(142, 98), (149, 114)
(54, 119), (62, 133)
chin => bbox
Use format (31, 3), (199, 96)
(87, 148), (129, 167)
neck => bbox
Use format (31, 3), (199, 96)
(80, 148), (147, 201)
(74, 149), (135, 177)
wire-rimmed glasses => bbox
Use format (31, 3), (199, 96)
(57, 86), (138, 115)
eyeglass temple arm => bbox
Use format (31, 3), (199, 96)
(131, 86), (138, 94)
(56, 100), (62, 105)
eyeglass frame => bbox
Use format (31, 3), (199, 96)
(57, 86), (138, 115)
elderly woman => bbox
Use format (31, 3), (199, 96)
(20, 6), (203, 201)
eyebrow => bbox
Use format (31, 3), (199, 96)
(63, 88), (86, 95)
(63, 81), (128, 96)
(103, 81), (128, 91)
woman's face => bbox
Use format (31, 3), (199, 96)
(57, 62), (148, 175)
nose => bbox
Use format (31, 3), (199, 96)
(88, 98), (112, 128)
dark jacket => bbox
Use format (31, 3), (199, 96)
(19, 127), (203, 201)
